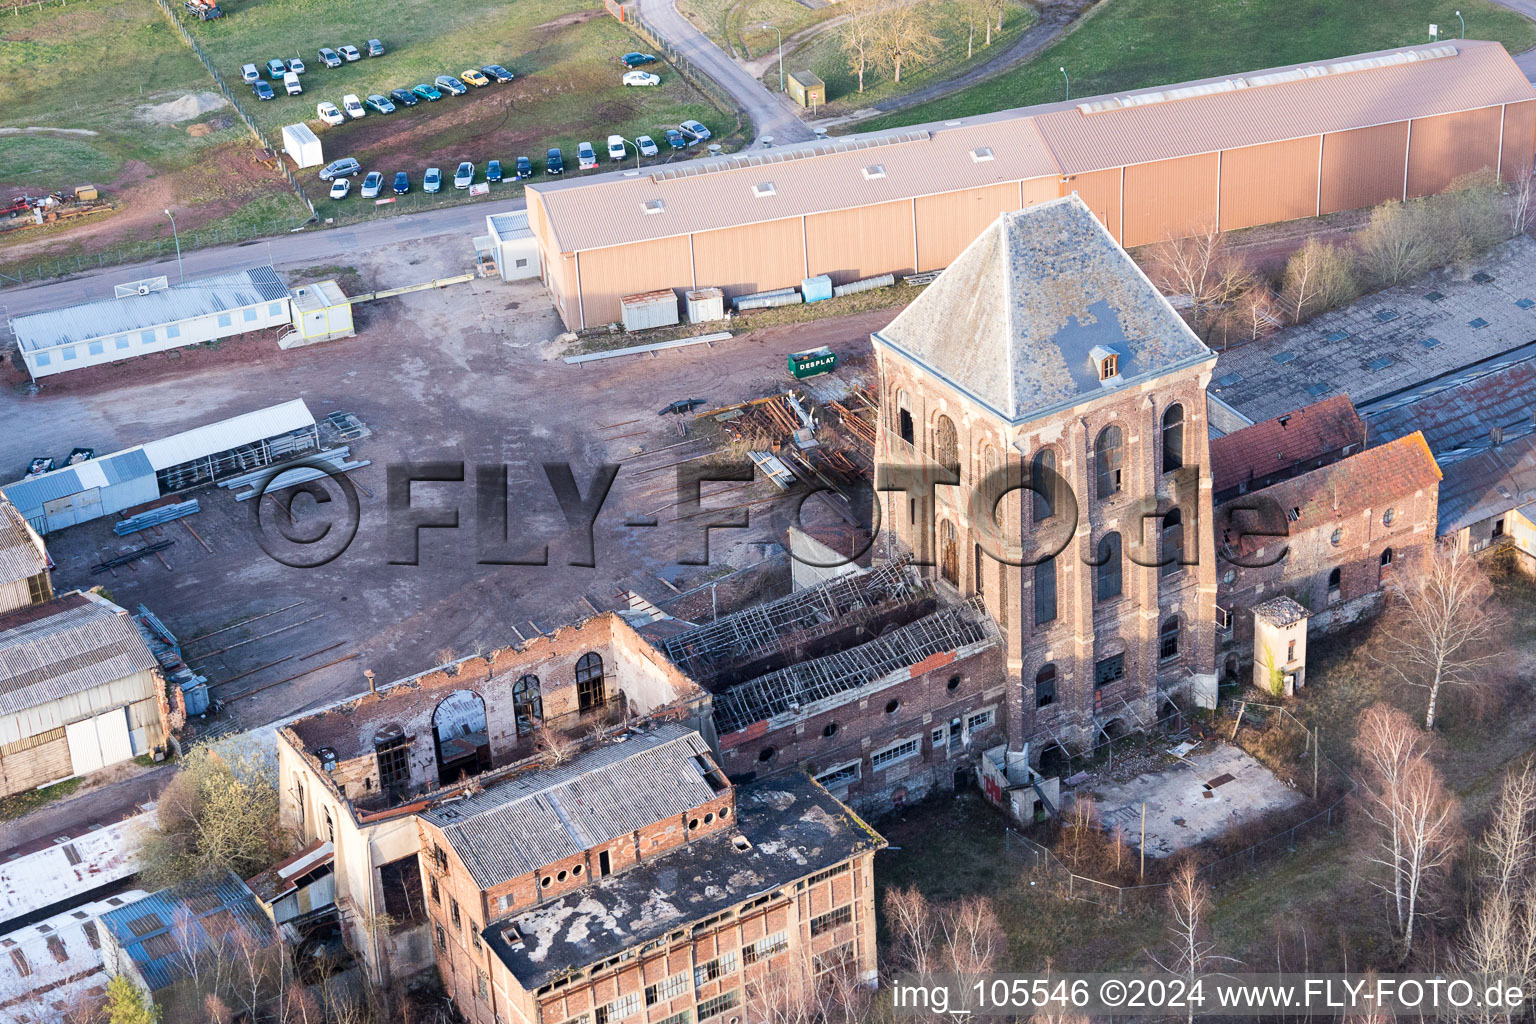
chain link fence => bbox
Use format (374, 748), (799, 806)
(622, 9), (752, 140)
(0, 219), (308, 286)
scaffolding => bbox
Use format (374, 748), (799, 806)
(662, 557), (924, 684)
(712, 596), (1001, 734)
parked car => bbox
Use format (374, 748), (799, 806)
(434, 74), (467, 96)
(461, 68), (490, 88)
(342, 94), (366, 118)
(253, 81), (275, 100)
(454, 161), (475, 188)
(423, 166), (442, 193)
(318, 47), (342, 68)
(241, 63), (260, 84)
(607, 135), (626, 161)
(515, 155), (533, 179)
(577, 142), (597, 170)
(393, 171), (410, 194)
(622, 70), (660, 87)
(318, 157), (362, 180)
(679, 119), (711, 142)
(546, 147), (564, 174)
(663, 128), (686, 149)
(265, 58), (287, 79)
(329, 178), (350, 199)
(636, 134), (658, 157)
(340, 44), (362, 61)
(389, 88), (419, 107)
(286, 57), (306, 74)
(621, 52), (657, 67)
(481, 64), (514, 82)
(283, 71), (302, 95)
(412, 83), (443, 101)
(484, 159), (501, 182)
(360, 171), (383, 198)
(316, 101), (344, 125)
(366, 93), (395, 113)
(367, 38), (384, 57)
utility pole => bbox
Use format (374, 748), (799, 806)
(764, 24), (784, 93)
(1313, 727), (1319, 800)
(163, 208), (184, 283)
(1140, 802), (1146, 880)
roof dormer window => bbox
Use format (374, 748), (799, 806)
(1090, 345), (1120, 382)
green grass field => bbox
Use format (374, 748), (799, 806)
(856, 0), (1536, 131)
(772, 0), (1033, 112)
(678, 0), (840, 60)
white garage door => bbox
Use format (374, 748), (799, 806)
(66, 708), (134, 777)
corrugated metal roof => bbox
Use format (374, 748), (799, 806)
(2, 467), (84, 513)
(1436, 431), (1536, 534)
(11, 266), (289, 353)
(488, 211), (533, 240)
(0, 813), (152, 925)
(530, 40), (1534, 255)
(98, 872), (273, 992)
(1033, 41), (1530, 173)
(1365, 355), (1536, 457)
(98, 448), (153, 486)
(0, 498), (46, 583)
(0, 592), (159, 716)
(140, 399), (314, 470)
(875, 196), (1212, 424)
(422, 724), (723, 891)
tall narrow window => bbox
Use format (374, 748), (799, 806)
(1095, 532), (1122, 602)
(974, 543), (985, 595)
(1096, 426), (1123, 498)
(1031, 449), (1056, 521)
(1159, 616), (1180, 661)
(1327, 567), (1342, 604)
(576, 653), (605, 713)
(934, 415), (959, 476)
(1160, 508), (1184, 577)
(1162, 404), (1184, 473)
(940, 520), (958, 586)
(899, 408), (914, 445)
(1034, 556), (1057, 625)
(1035, 664), (1056, 708)
(512, 674), (542, 735)
(1380, 547), (1394, 567)
(375, 730), (409, 793)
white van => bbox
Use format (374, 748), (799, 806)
(283, 71), (302, 96)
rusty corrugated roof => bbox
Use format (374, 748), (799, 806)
(529, 40), (1533, 255)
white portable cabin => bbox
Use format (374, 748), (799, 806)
(486, 211), (540, 281)
(284, 280), (355, 346)
(282, 123), (322, 167)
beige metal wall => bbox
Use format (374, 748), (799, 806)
(1407, 106), (1504, 197)
(577, 235), (694, 327)
(1122, 153), (1219, 248)
(1063, 168), (1122, 242)
(1501, 99), (1536, 181)
(1319, 121), (1409, 214)
(914, 183), (1020, 273)
(805, 199), (916, 285)
(691, 217), (805, 297)
(1219, 136), (1322, 231)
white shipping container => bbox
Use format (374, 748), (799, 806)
(281, 123), (323, 168)
(686, 287), (726, 324)
(620, 289), (680, 332)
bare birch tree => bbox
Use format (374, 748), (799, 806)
(1151, 861), (1235, 1024)
(1509, 174), (1536, 236)
(1355, 704), (1460, 961)
(1373, 545), (1503, 731)
(873, 0), (943, 85)
(884, 885), (941, 975)
(840, 0), (882, 93)
(1146, 224), (1253, 338)
(1356, 201), (1436, 285)
(1279, 237), (1358, 322)
(1456, 758), (1536, 1023)
(962, 0), (988, 58)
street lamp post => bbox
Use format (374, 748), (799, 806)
(764, 24), (784, 93)
(623, 136), (641, 170)
(1060, 66), (1070, 101)
(1456, 9), (1464, 37)
(163, 208), (184, 283)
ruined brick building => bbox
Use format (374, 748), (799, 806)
(872, 196), (1221, 769)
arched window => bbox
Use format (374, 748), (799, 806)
(1162, 404), (1185, 473)
(1096, 532), (1122, 602)
(1034, 555), (1057, 625)
(433, 691), (489, 785)
(1035, 664), (1056, 708)
(512, 674), (542, 735)
(1096, 426), (1123, 498)
(1327, 567), (1342, 604)
(1031, 449), (1056, 521)
(1380, 547), (1394, 567)
(897, 391), (914, 445)
(934, 415), (959, 475)
(939, 519), (958, 585)
(1159, 616), (1180, 661)
(575, 653), (605, 713)
(1160, 507), (1184, 577)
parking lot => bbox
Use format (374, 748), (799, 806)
(0, 239), (893, 734)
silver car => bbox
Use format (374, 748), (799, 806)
(454, 162), (475, 189)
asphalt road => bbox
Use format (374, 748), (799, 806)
(632, 0), (815, 145)
(1, 195), (528, 318)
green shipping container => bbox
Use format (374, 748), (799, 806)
(788, 346), (837, 378)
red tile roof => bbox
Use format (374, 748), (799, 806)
(1210, 394), (1366, 495)
(1219, 431), (1441, 556)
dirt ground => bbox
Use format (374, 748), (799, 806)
(1, 238), (895, 739)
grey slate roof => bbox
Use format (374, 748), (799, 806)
(1434, 432), (1536, 536)
(1253, 596), (1309, 627)
(11, 266), (288, 353)
(0, 498), (45, 585)
(485, 773), (881, 988)
(422, 724), (724, 891)
(0, 593), (159, 716)
(875, 195), (1213, 424)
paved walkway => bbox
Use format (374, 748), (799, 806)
(1488, 0), (1536, 78)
